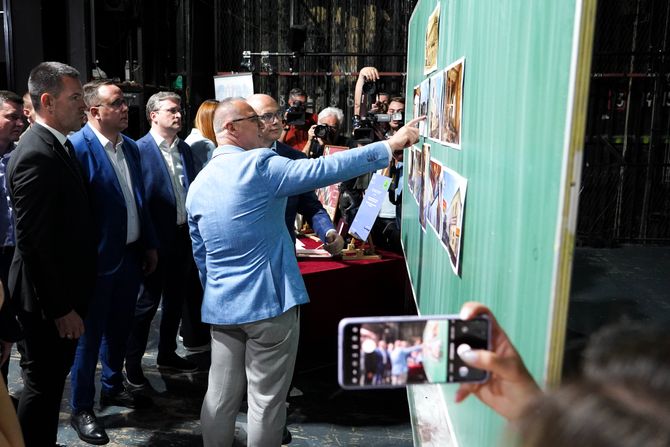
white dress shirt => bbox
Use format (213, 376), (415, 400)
(89, 124), (140, 243)
(150, 129), (187, 225)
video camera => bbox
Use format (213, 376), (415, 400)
(285, 101), (306, 126)
(351, 111), (405, 143)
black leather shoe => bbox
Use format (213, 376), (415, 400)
(282, 426), (292, 444)
(100, 388), (153, 409)
(70, 410), (109, 445)
(156, 352), (198, 372)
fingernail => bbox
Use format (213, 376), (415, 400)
(459, 308), (470, 320)
(459, 350), (478, 364)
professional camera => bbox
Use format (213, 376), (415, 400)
(362, 79), (377, 95)
(374, 111), (404, 123)
(351, 114), (376, 143)
(313, 124), (333, 139)
(285, 100), (306, 126)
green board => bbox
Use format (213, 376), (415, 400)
(402, 0), (596, 445)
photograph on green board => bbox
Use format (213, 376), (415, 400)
(428, 70), (444, 141)
(419, 142), (431, 232)
(424, 3), (440, 75)
(426, 159), (443, 233)
(407, 145), (417, 196)
(419, 77), (430, 136)
(439, 165), (467, 274)
(442, 57), (464, 149)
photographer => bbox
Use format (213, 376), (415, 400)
(278, 87), (317, 151)
(347, 67), (406, 252)
(302, 107), (351, 158)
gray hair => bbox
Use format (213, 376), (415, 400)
(145, 91), (181, 121)
(318, 107), (344, 128)
(212, 97), (247, 133)
(27, 62), (80, 113)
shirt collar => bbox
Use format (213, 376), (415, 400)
(88, 123), (123, 151)
(211, 145), (245, 158)
(36, 119), (69, 147)
(150, 128), (180, 152)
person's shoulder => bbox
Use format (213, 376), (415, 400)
(275, 142), (306, 160)
(136, 133), (154, 147)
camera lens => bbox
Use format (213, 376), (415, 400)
(314, 125), (328, 138)
(362, 80), (377, 95)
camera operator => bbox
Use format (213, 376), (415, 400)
(302, 107), (351, 158)
(278, 87), (318, 151)
(343, 67), (406, 252)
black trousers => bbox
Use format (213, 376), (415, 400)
(179, 264), (209, 347)
(125, 225), (195, 372)
(16, 311), (78, 447)
(0, 247), (16, 386)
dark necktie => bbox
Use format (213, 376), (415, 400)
(64, 139), (76, 160)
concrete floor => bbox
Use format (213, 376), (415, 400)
(6, 311), (414, 447)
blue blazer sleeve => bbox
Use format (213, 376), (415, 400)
(259, 140), (390, 199)
(296, 192), (334, 242)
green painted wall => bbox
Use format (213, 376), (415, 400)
(402, 0), (595, 445)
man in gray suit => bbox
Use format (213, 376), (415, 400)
(186, 97), (421, 446)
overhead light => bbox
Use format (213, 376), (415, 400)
(240, 51), (255, 72)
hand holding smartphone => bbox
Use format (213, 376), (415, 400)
(338, 315), (490, 389)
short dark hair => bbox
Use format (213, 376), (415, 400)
(82, 79), (116, 109)
(0, 90), (23, 108)
(28, 62), (80, 113)
(389, 96), (405, 106)
(289, 88), (306, 100)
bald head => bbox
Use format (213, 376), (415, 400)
(246, 94), (282, 147)
(212, 98), (264, 150)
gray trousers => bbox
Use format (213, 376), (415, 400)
(201, 307), (299, 447)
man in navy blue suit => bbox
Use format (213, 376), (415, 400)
(125, 91), (199, 386)
(68, 80), (158, 444)
(247, 94), (344, 253)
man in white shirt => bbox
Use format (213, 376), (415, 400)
(125, 92), (200, 388)
(69, 80), (158, 445)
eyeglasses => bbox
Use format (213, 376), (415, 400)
(258, 111), (284, 123)
(230, 114), (260, 124)
(157, 107), (184, 115)
(94, 98), (128, 109)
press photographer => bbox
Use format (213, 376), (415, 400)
(302, 107), (351, 158)
(279, 87), (318, 150)
(342, 67), (407, 252)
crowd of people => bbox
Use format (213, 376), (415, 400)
(0, 60), (666, 447)
(0, 61), (419, 447)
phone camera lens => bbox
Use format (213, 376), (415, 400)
(458, 366), (469, 377)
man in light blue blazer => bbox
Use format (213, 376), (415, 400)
(69, 80), (158, 445)
(186, 98), (421, 447)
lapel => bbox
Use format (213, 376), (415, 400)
(145, 136), (177, 205)
(33, 124), (89, 198)
(83, 126), (126, 204)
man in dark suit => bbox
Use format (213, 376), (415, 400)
(68, 80), (158, 445)
(125, 91), (199, 387)
(7, 61), (97, 447)
(246, 94), (344, 253)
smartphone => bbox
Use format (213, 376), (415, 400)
(338, 315), (490, 389)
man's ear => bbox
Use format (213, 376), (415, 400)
(40, 93), (53, 112)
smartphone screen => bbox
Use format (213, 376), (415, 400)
(338, 315), (490, 389)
